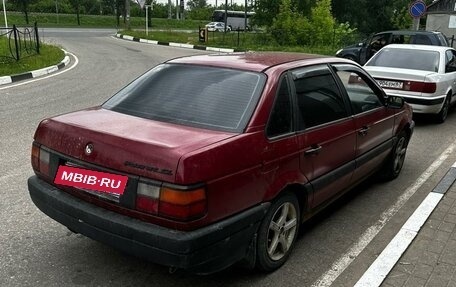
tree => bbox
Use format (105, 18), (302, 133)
(186, 0), (212, 20)
(268, 0), (355, 47)
(332, 0), (369, 34)
(10, 0), (36, 24)
(30, 0), (73, 14)
(269, 0), (310, 46)
(331, 0), (439, 35)
(187, 0), (207, 10)
(115, 0), (125, 26)
(254, 0), (314, 28)
(68, 0), (81, 25)
(309, 0), (335, 44)
(152, 2), (172, 18)
(253, 0), (281, 27)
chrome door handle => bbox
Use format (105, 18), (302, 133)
(358, 126), (370, 136)
(304, 145), (322, 156)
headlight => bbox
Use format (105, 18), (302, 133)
(336, 49), (343, 55)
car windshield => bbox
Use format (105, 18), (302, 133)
(366, 48), (440, 72)
(103, 64), (266, 132)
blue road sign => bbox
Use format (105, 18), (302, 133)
(409, 0), (426, 18)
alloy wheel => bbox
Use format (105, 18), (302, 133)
(267, 202), (298, 261)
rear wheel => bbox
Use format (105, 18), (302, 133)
(379, 131), (408, 181)
(435, 94), (451, 123)
(256, 193), (300, 272)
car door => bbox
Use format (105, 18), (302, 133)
(332, 64), (396, 182)
(291, 65), (357, 208)
(445, 49), (456, 105)
(362, 33), (391, 64)
(263, 74), (303, 196)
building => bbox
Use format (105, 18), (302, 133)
(426, 0), (456, 43)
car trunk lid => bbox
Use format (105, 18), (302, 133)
(34, 108), (236, 183)
(364, 66), (437, 95)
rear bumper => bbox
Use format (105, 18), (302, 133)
(28, 175), (269, 274)
(404, 95), (445, 114)
(387, 93), (446, 114)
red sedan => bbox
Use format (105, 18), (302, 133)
(28, 52), (414, 274)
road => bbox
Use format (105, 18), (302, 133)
(1, 28), (456, 287)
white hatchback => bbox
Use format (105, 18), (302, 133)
(364, 44), (456, 123)
(205, 22), (231, 32)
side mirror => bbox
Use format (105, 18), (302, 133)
(386, 96), (404, 109)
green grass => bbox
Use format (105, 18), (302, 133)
(0, 37), (65, 77)
(0, 11), (205, 29)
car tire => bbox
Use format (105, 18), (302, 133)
(435, 94), (451, 123)
(256, 192), (300, 272)
(379, 131), (409, 181)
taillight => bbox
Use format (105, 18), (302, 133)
(135, 179), (207, 221)
(403, 81), (436, 93)
(31, 142), (50, 176)
(159, 186), (206, 220)
(136, 181), (160, 214)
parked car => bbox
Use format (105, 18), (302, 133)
(205, 21), (231, 32)
(336, 30), (449, 65)
(28, 52), (414, 274)
(364, 44), (456, 123)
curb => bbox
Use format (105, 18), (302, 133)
(0, 50), (71, 86)
(115, 33), (243, 53)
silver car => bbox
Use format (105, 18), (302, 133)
(364, 44), (456, 123)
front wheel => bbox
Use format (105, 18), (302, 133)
(256, 193), (300, 272)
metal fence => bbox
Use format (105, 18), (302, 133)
(0, 22), (40, 64)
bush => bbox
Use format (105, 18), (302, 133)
(29, 0), (73, 14)
(268, 0), (356, 47)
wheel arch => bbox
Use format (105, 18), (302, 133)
(263, 179), (312, 220)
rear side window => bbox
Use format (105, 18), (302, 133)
(437, 33), (449, 46)
(103, 64), (266, 132)
(412, 34), (432, 45)
(366, 48), (440, 72)
(292, 65), (348, 130)
(266, 76), (293, 138)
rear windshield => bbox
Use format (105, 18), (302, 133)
(103, 64), (266, 132)
(366, 48), (440, 72)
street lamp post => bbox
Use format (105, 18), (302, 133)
(2, 0), (7, 29)
(55, 0), (59, 24)
(145, 4), (151, 36)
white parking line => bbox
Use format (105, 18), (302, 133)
(354, 192), (444, 287)
(311, 139), (456, 287)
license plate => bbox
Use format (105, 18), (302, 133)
(54, 165), (128, 196)
(377, 80), (403, 89)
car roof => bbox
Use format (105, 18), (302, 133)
(382, 44), (451, 52)
(166, 52), (349, 73)
(377, 30), (442, 35)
